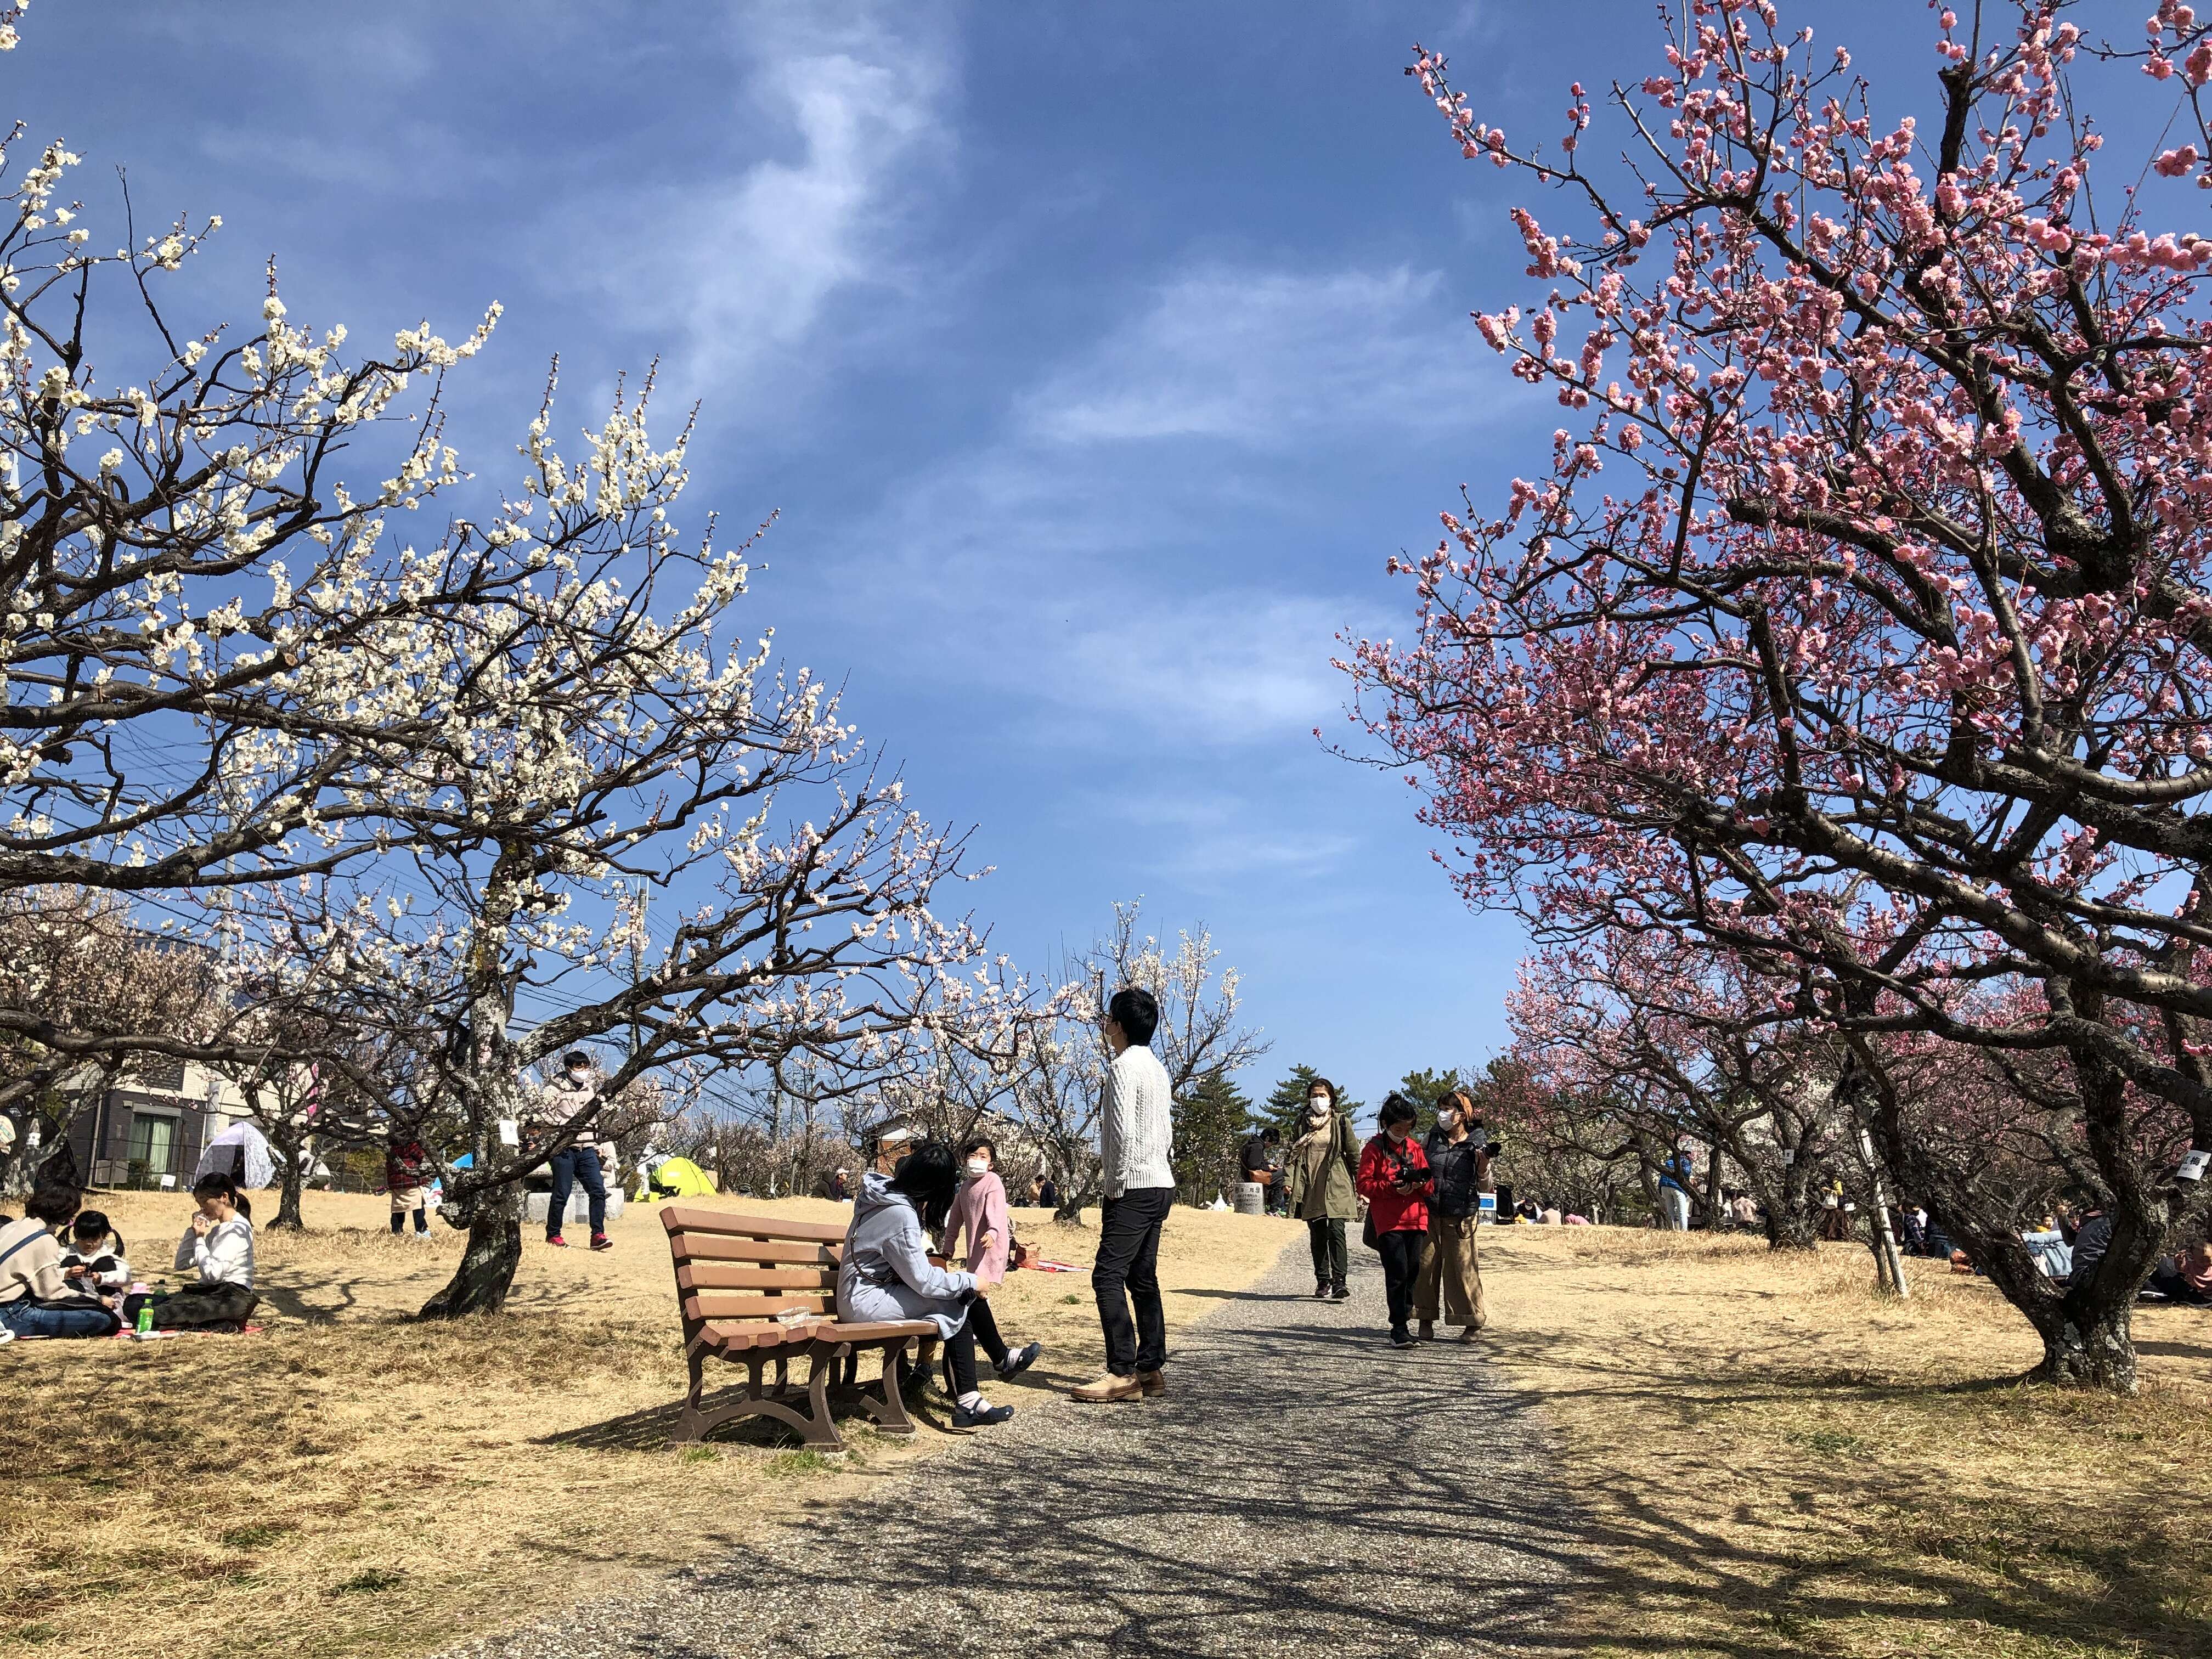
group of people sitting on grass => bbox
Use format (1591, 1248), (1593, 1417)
(0, 1173), (259, 1341)
(1900, 1199), (2212, 1305)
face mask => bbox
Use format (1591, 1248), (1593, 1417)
(567, 1068), (589, 1083)
(1308, 1098), (1330, 1116)
(1437, 1110), (1458, 1131)
(965, 1159), (989, 1178)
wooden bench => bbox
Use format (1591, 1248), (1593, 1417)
(659, 1205), (937, 1451)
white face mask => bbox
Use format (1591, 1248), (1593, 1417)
(1437, 1110), (1458, 1131)
(1308, 1097), (1330, 1116)
(567, 1068), (589, 1084)
(965, 1159), (989, 1178)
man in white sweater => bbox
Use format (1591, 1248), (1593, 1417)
(1072, 986), (1177, 1403)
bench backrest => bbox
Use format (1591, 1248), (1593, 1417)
(659, 1204), (849, 1330)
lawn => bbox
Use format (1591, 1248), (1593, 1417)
(1, 1188), (1298, 1659)
(1474, 1226), (2212, 1659)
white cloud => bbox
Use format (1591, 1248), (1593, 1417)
(590, 2), (958, 393)
(1018, 264), (1458, 448)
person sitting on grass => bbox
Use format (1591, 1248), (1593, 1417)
(2146, 1239), (2212, 1306)
(158, 1172), (259, 1330)
(938, 1136), (1042, 1384)
(59, 1210), (132, 1302)
(839, 1139), (1011, 1429)
(0, 1184), (121, 1340)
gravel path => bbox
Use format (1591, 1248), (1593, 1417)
(456, 1235), (1590, 1658)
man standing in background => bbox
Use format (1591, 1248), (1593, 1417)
(540, 1050), (612, 1251)
(1072, 987), (1174, 1403)
(1657, 1144), (1696, 1232)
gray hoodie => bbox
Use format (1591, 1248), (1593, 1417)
(837, 1171), (977, 1339)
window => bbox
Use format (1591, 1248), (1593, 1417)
(127, 1112), (179, 1175)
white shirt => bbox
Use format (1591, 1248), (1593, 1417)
(1099, 1045), (1175, 1198)
(174, 1215), (255, 1288)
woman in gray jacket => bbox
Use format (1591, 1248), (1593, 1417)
(839, 1141), (1012, 1428)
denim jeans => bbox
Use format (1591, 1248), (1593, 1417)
(1093, 1186), (1173, 1375)
(0, 1297), (117, 1339)
(547, 1146), (607, 1239)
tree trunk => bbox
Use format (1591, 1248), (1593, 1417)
(2028, 1295), (2139, 1392)
(419, 1193), (522, 1318)
(1761, 1193), (1821, 1251)
(269, 1135), (308, 1230)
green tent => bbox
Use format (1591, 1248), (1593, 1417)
(636, 1155), (719, 1201)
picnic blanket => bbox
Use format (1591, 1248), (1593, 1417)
(5, 1323), (267, 1342)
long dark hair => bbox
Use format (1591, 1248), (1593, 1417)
(191, 1171), (252, 1221)
(888, 1140), (961, 1232)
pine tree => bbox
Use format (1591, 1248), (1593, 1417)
(1172, 1068), (1258, 1204)
(1394, 1066), (1463, 1128)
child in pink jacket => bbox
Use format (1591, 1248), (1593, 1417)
(939, 1137), (1042, 1382)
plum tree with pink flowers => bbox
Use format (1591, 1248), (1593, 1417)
(1348, 0), (2212, 1388)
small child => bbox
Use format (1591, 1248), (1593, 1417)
(58, 1210), (132, 1303)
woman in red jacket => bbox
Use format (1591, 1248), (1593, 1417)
(1357, 1093), (1432, 1349)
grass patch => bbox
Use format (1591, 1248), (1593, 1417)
(1480, 1227), (2212, 1659)
(330, 1569), (405, 1596)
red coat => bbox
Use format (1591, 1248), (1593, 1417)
(1357, 1133), (1432, 1234)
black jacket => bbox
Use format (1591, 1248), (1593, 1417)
(1424, 1128), (1491, 1221)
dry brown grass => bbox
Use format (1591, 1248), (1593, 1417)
(1475, 1226), (2212, 1659)
(1, 1189), (1297, 1659)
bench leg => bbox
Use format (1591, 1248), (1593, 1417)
(673, 1346), (845, 1450)
(858, 1338), (919, 1436)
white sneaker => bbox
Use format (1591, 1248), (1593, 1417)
(0, 1326), (15, 1344)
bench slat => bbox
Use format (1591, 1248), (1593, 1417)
(671, 1235), (839, 1268)
(659, 1205), (849, 1244)
(697, 1317), (934, 1354)
(682, 1290), (834, 1322)
(676, 1262), (837, 1293)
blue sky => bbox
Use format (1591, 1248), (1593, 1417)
(16, 1), (2128, 1113)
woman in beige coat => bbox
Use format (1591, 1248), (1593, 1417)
(1284, 1076), (1360, 1301)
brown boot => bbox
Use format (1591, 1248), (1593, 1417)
(1417, 1320), (1436, 1342)
(1457, 1325), (1481, 1343)
(1137, 1368), (1166, 1397)
(1070, 1372), (1142, 1403)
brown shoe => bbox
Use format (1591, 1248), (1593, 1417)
(1136, 1368), (1166, 1397)
(1417, 1320), (1436, 1342)
(1457, 1326), (1482, 1343)
(1070, 1372), (1142, 1403)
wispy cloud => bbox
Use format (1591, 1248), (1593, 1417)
(810, 257), (1490, 750)
(586, 1), (959, 396)
(1018, 264), (1456, 448)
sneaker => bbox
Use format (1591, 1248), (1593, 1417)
(1313, 1283), (1330, 1300)
(545, 1235), (569, 1248)
(589, 1233), (614, 1251)
(0, 1327), (14, 1344)
(1389, 1326), (1417, 1349)
(1069, 1372), (1143, 1403)
(951, 1400), (1015, 1428)
(996, 1341), (1042, 1381)
(1136, 1368), (1166, 1397)
(1330, 1284), (1351, 1301)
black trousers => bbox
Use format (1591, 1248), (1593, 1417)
(1307, 1217), (1348, 1290)
(1094, 1186), (1173, 1375)
(2148, 1262), (2212, 1305)
(1376, 1227), (1424, 1331)
(968, 1295), (1009, 1367)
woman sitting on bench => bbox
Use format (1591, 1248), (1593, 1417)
(839, 1140), (1013, 1429)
